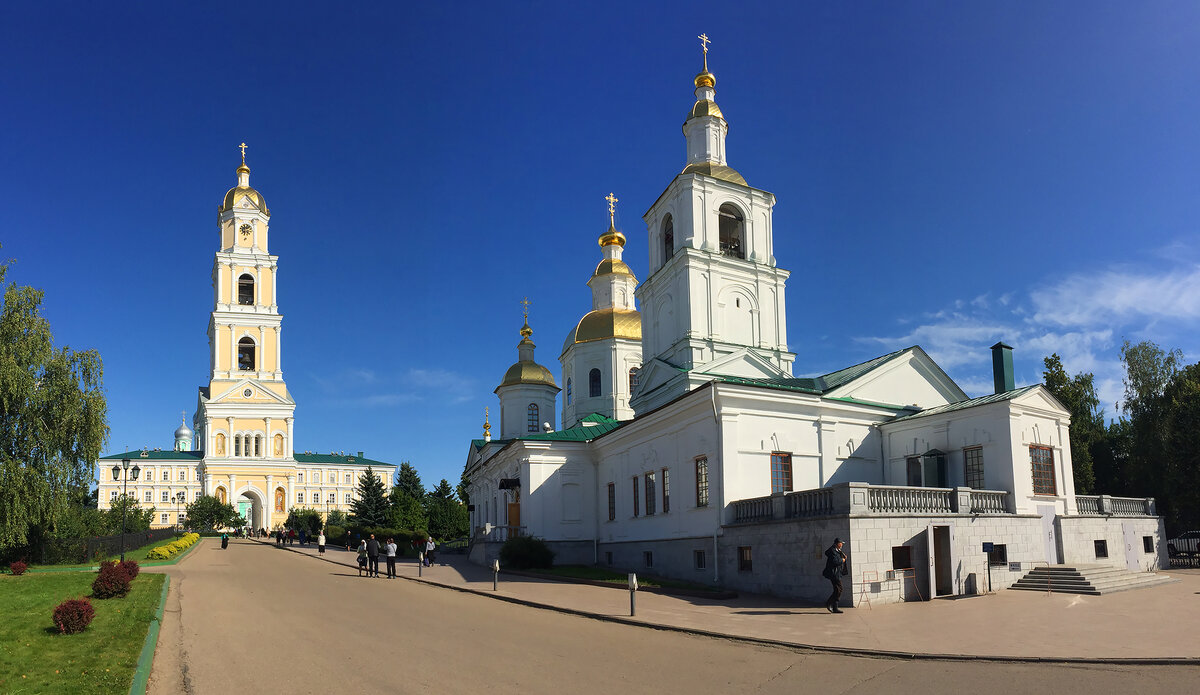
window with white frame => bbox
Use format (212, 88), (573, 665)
(645, 472), (656, 515)
(297, 492), (304, 504)
(161, 491), (169, 503)
(144, 491), (152, 502)
(964, 447), (985, 489)
(162, 470), (169, 481)
(160, 513), (168, 524)
(297, 472), (304, 483)
(110, 490), (117, 501)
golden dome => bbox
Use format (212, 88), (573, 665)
(694, 70), (716, 89)
(689, 99), (723, 120)
(562, 308), (642, 352)
(681, 161), (747, 186)
(598, 223), (626, 248)
(221, 186), (268, 214)
(495, 360), (559, 391)
(592, 258), (636, 280)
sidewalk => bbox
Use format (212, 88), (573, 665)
(258, 538), (1200, 663)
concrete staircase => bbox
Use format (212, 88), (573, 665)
(1010, 565), (1175, 595)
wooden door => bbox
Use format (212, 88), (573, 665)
(507, 503), (520, 528)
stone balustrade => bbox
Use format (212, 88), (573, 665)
(472, 524), (527, 542)
(867, 485), (953, 514)
(968, 489), (1011, 514)
(728, 482), (1016, 524)
(1074, 495), (1156, 517)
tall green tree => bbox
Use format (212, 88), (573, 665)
(324, 509), (348, 528)
(424, 478), (469, 539)
(0, 257), (108, 551)
(1118, 340), (1183, 507)
(185, 495), (243, 531)
(350, 465), (390, 527)
(285, 506), (323, 535)
(388, 486), (427, 532)
(104, 494), (155, 533)
(394, 462), (424, 500)
(1162, 363), (1200, 533)
(1042, 354), (1103, 493)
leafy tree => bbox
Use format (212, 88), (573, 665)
(185, 495), (243, 531)
(285, 506), (323, 535)
(53, 488), (107, 539)
(394, 462), (424, 500)
(1042, 354), (1103, 493)
(324, 509), (348, 528)
(457, 467), (470, 505)
(350, 465), (390, 527)
(1118, 341), (1183, 508)
(388, 486), (427, 532)
(0, 256), (108, 551)
(424, 478), (469, 539)
(1162, 364), (1200, 533)
(1119, 340), (1182, 418)
(104, 494), (155, 533)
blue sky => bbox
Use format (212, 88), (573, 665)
(4, 2), (1198, 491)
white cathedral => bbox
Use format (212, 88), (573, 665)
(464, 42), (1167, 605)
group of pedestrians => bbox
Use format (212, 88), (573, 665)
(354, 534), (437, 578)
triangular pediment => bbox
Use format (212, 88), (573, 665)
(1011, 385), (1069, 416)
(210, 378), (294, 405)
(630, 358), (686, 400)
(698, 348), (789, 380)
(824, 347), (966, 409)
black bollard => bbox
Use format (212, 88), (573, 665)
(629, 573), (638, 616)
(493, 559), (500, 591)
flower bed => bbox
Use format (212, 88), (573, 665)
(145, 532), (200, 561)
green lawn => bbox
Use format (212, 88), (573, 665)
(536, 565), (712, 591)
(0, 571), (165, 694)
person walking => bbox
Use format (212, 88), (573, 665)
(356, 539), (368, 577)
(385, 537), (397, 579)
(318, 530), (326, 554)
(424, 537), (436, 567)
(366, 534), (381, 578)
(822, 537), (848, 613)
(299, 528), (307, 546)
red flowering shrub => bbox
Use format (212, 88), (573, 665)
(9, 560), (27, 576)
(118, 559), (140, 578)
(53, 598), (95, 634)
(92, 560), (131, 599)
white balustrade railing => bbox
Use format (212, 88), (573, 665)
(1076, 495), (1101, 515)
(732, 496), (773, 523)
(1110, 497), (1153, 516)
(969, 489), (1010, 514)
(786, 487), (835, 517)
(868, 485), (953, 514)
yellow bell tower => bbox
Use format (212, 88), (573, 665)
(196, 144), (296, 465)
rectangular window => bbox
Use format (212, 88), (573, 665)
(195, 492), (202, 500)
(632, 477), (639, 517)
(964, 446), (984, 489)
(344, 493), (351, 504)
(987, 544), (1008, 567)
(1031, 446), (1057, 495)
(694, 550), (706, 570)
(110, 490), (117, 501)
(162, 470), (169, 481)
(645, 473), (656, 515)
(160, 491), (168, 502)
(144, 491), (152, 502)
(327, 493), (335, 504)
(160, 513), (168, 524)
(906, 456), (922, 486)
(643, 551), (654, 568)
(345, 473), (351, 484)
(661, 468), (670, 513)
(1094, 540), (1109, 559)
(695, 457), (709, 507)
(891, 545), (913, 570)
(297, 492), (304, 504)
(1143, 536), (1154, 554)
(179, 471), (186, 481)
(314, 473), (321, 484)
(607, 483), (615, 521)
(737, 546), (752, 572)
(605, 551), (613, 566)
(297, 473), (304, 483)
(770, 452), (793, 493)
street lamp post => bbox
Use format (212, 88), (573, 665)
(111, 457), (141, 562)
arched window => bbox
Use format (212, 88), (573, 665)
(254, 434), (261, 457)
(237, 337), (255, 371)
(718, 204), (744, 259)
(629, 367), (640, 393)
(589, 368), (602, 398)
(565, 378), (572, 405)
(527, 403), (539, 432)
(662, 215), (674, 263)
(234, 435), (242, 457)
(237, 274), (255, 305)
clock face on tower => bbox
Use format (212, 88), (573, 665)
(239, 223), (251, 238)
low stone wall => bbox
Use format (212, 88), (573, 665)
(595, 536), (720, 586)
(717, 517), (851, 604)
(544, 540), (595, 566)
(1057, 515), (1167, 571)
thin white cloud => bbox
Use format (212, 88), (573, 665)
(1030, 265), (1200, 328)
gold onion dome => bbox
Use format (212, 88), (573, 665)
(592, 258), (636, 280)
(598, 222), (626, 248)
(694, 70), (715, 89)
(221, 166), (268, 214)
(562, 308), (642, 352)
(496, 360), (558, 390)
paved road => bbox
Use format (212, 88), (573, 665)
(147, 540), (1199, 694)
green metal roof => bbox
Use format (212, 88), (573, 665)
(101, 450), (204, 461)
(816, 348), (911, 391)
(293, 452), (395, 467)
(701, 348), (915, 398)
(517, 413), (624, 442)
(888, 385), (1039, 423)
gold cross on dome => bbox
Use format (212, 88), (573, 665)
(239, 142), (248, 164)
(698, 33), (711, 70)
(520, 296), (531, 320)
(605, 192), (618, 221)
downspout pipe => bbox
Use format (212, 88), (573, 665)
(711, 383), (722, 584)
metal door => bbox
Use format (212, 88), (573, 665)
(1122, 522), (1140, 571)
(1038, 505), (1058, 565)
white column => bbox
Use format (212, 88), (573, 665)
(285, 417), (294, 458)
(257, 326), (265, 375)
(271, 262), (278, 309)
(264, 417), (273, 458)
(229, 474), (237, 498)
(255, 264), (263, 305)
(228, 261), (236, 307)
(287, 474), (295, 513)
(227, 417), (235, 457)
(229, 324), (236, 377)
(274, 326), (282, 376)
(203, 474), (212, 496)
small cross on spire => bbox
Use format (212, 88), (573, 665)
(698, 33), (711, 71)
(605, 192), (619, 223)
(239, 142), (248, 165)
(180, 410), (186, 424)
(520, 296), (531, 321)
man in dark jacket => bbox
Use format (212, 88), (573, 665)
(366, 534), (381, 578)
(822, 538), (847, 613)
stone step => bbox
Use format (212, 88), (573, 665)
(1010, 564), (1175, 595)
